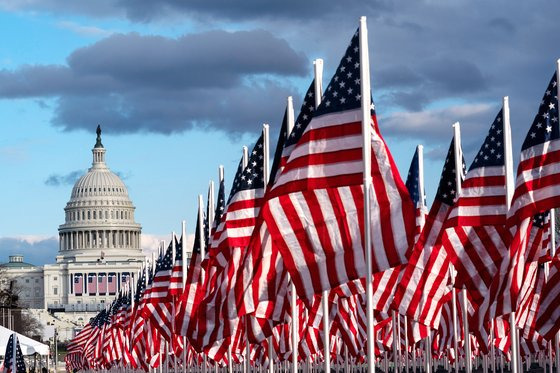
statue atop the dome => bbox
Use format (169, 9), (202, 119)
(95, 125), (103, 148)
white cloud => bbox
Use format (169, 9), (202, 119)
(140, 233), (168, 256)
(381, 102), (498, 153)
(7, 234), (57, 245)
(56, 21), (113, 37)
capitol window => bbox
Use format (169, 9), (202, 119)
(53, 287), (58, 295)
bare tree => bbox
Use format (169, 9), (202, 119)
(0, 268), (43, 338)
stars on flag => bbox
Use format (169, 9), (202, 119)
(471, 109), (505, 170)
(522, 74), (559, 150)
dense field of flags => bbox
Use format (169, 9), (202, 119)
(64, 17), (560, 373)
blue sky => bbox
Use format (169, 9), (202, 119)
(0, 1), (558, 264)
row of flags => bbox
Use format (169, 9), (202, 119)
(65, 17), (560, 373)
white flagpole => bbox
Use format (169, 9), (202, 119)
(359, 16), (375, 373)
(181, 220), (188, 373)
(490, 319), (496, 373)
(404, 316), (409, 373)
(502, 96), (519, 373)
(417, 143), (431, 373)
(392, 311), (399, 373)
(460, 288), (471, 373)
(452, 122), (472, 373)
(554, 58), (560, 373)
(451, 272), (459, 373)
(259, 123), (272, 373)
(283, 95), (299, 373)
(12, 334), (17, 373)
(312, 55), (331, 373)
(239, 145), (250, 373)
(418, 145), (425, 209)
(450, 125), (460, 373)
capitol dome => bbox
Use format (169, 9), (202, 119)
(57, 126), (143, 262)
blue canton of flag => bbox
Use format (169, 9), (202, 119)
(134, 270), (146, 304)
(155, 242), (174, 273)
(435, 138), (466, 206)
(470, 109), (505, 170)
(285, 80), (316, 147)
(192, 211), (207, 255)
(3, 334), (26, 373)
(532, 211), (550, 228)
(314, 29), (361, 117)
(522, 74), (559, 150)
(227, 133), (265, 204)
(212, 179), (226, 233)
(405, 148), (424, 206)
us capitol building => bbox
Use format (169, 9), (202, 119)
(0, 127), (146, 340)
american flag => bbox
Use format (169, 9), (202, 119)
(211, 177), (226, 237)
(65, 352), (84, 372)
(169, 236), (183, 297)
(74, 273), (84, 295)
(98, 273), (107, 295)
(143, 242), (174, 341)
(405, 146), (428, 245)
(433, 293), (458, 362)
(176, 209), (207, 340)
(82, 311), (103, 367)
(271, 80), (315, 184)
(261, 28), (415, 304)
(88, 273), (97, 295)
(236, 80), (316, 330)
(394, 138), (463, 329)
(128, 267), (148, 371)
(508, 72), (560, 224)
(67, 322), (94, 354)
(3, 334), (26, 373)
(194, 133), (265, 357)
(535, 252), (560, 340)
(442, 109), (510, 309)
(500, 72), (559, 316)
(515, 251), (545, 338)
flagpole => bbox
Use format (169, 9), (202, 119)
(181, 220), (188, 373)
(404, 316), (409, 373)
(312, 55), (330, 373)
(358, 16), (375, 373)
(451, 276), (459, 373)
(195, 195), (207, 373)
(257, 122), (271, 373)
(12, 334), (17, 373)
(238, 146), (250, 373)
(501, 95), (519, 373)
(392, 311), (399, 373)
(452, 122), (472, 373)
(208, 181), (215, 230)
(283, 95), (299, 373)
(417, 144), (431, 373)
(460, 288), (471, 373)
(554, 58), (560, 373)
(215, 169), (223, 373)
(490, 319), (496, 373)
